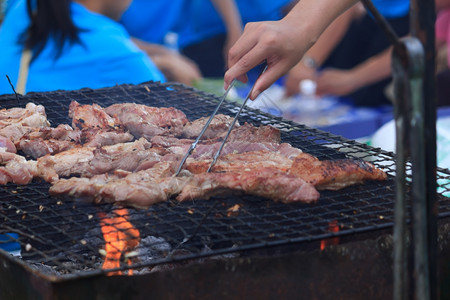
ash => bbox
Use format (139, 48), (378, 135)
(22, 224), (238, 278)
(24, 229), (181, 277)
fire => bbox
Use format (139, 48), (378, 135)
(320, 220), (340, 250)
(98, 208), (140, 275)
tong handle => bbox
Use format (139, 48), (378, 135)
(175, 79), (236, 176)
(207, 63), (268, 172)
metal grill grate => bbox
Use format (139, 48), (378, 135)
(0, 81), (449, 279)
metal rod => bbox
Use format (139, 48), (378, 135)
(360, 0), (437, 298)
(393, 37), (427, 300)
(360, 0), (402, 52)
(407, 37), (429, 300)
(207, 63), (268, 172)
(410, 0), (438, 299)
(391, 40), (410, 300)
(175, 79), (236, 176)
(207, 89), (251, 172)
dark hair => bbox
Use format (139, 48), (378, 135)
(20, 0), (81, 61)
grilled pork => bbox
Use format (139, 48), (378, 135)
(80, 129), (134, 147)
(25, 124), (81, 142)
(17, 125), (134, 159)
(185, 149), (386, 190)
(69, 101), (119, 130)
(0, 150), (36, 185)
(0, 124), (37, 144)
(18, 124), (81, 158)
(19, 139), (77, 159)
(177, 168), (320, 203)
(105, 103), (188, 139)
(0, 103), (51, 152)
(178, 152), (386, 203)
(181, 114), (238, 139)
(36, 138), (157, 182)
(0, 103), (49, 129)
(0, 135), (16, 153)
(15, 101), (133, 158)
(288, 153), (388, 190)
(226, 122), (280, 144)
(153, 122), (280, 147)
(49, 153), (321, 207)
(0, 101), (388, 208)
(50, 161), (190, 208)
(69, 101), (134, 147)
(184, 149), (297, 174)
(49, 162), (319, 208)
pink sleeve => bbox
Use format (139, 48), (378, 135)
(436, 10), (450, 42)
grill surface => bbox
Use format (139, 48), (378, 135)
(0, 81), (449, 279)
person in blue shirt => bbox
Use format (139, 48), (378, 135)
(0, 0), (165, 95)
(283, 0), (410, 107)
(179, 0), (294, 78)
(120, 0), (184, 46)
(119, 0), (202, 86)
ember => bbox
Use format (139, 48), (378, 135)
(320, 220), (340, 250)
(98, 208), (140, 275)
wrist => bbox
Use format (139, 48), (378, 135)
(301, 55), (318, 69)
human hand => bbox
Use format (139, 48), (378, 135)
(316, 68), (358, 97)
(131, 39), (203, 85)
(225, 20), (310, 99)
(224, 0), (359, 99)
(223, 27), (242, 68)
(153, 52), (202, 86)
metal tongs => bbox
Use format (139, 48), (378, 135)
(175, 62), (268, 176)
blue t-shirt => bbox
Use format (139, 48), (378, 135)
(0, 1), (165, 95)
(373, 0), (410, 19)
(120, 0), (185, 45)
(2, 0), (20, 15)
(178, 0), (292, 48)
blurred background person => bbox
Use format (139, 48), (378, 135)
(177, 0), (243, 78)
(436, 0), (450, 107)
(0, 0), (14, 23)
(283, 0), (410, 107)
(179, 0), (295, 78)
(119, 0), (202, 86)
(0, 0), (164, 95)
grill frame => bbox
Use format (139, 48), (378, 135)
(0, 81), (449, 282)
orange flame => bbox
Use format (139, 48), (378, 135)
(98, 208), (140, 275)
(320, 220), (340, 250)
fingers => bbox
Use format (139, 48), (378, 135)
(224, 21), (304, 95)
(225, 47), (274, 91)
(224, 23), (267, 89)
(226, 22), (260, 68)
(224, 49), (257, 89)
(249, 59), (292, 99)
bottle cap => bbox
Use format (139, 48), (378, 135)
(164, 32), (179, 51)
(299, 79), (317, 96)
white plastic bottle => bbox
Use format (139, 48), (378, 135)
(299, 79), (317, 106)
(164, 32), (179, 52)
(298, 79), (320, 126)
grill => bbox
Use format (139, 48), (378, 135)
(1, 81), (450, 298)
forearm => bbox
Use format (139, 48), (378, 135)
(302, 4), (357, 66)
(350, 47), (392, 89)
(131, 38), (170, 57)
(283, 0), (360, 50)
